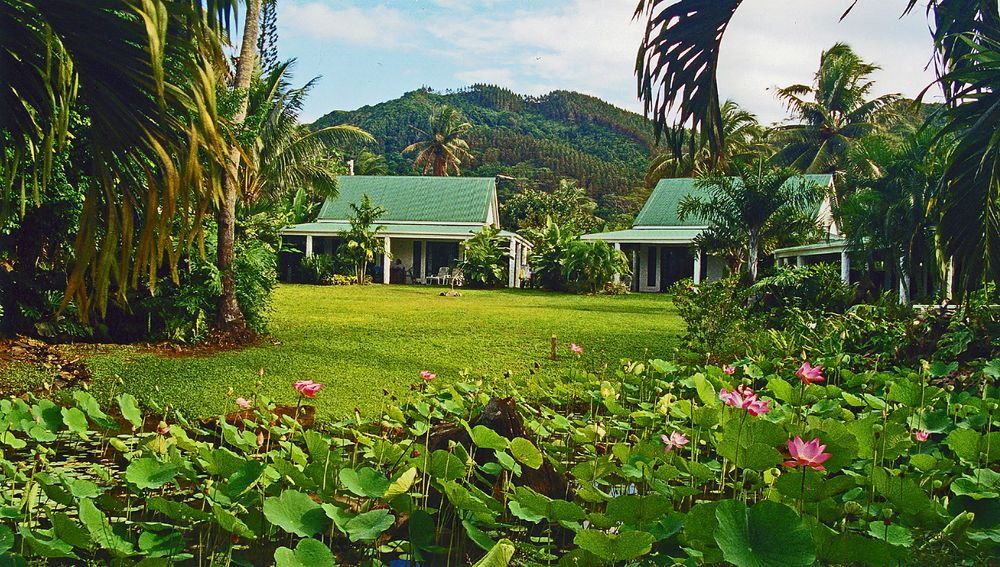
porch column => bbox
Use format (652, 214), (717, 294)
(631, 247), (639, 291)
(899, 256), (910, 305)
(613, 242), (622, 284)
(796, 256), (805, 268)
(383, 236), (392, 284)
(945, 257), (955, 301)
(305, 235), (314, 258)
(693, 248), (703, 285)
(508, 236), (517, 288)
(840, 250), (850, 284)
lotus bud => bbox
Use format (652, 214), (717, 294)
(881, 508), (893, 520)
(844, 501), (864, 516)
(932, 479), (944, 490)
(256, 431), (264, 446)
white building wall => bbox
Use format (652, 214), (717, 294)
(705, 255), (727, 282)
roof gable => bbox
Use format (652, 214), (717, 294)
(315, 176), (497, 224)
(634, 174), (834, 227)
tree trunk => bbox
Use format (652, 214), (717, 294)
(216, 0), (262, 332)
(747, 228), (760, 282)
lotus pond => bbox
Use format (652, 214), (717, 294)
(2, 349), (999, 565)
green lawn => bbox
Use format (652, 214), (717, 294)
(81, 285), (682, 420)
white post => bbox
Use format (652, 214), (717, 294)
(613, 242), (622, 284)
(508, 236), (517, 288)
(898, 256), (910, 305)
(305, 235), (314, 258)
(945, 257), (955, 301)
(796, 256), (805, 268)
(693, 248), (703, 285)
(840, 250), (850, 284)
(383, 236), (392, 284)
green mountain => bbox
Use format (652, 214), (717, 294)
(311, 85), (655, 219)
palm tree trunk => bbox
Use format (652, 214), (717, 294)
(217, 0), (262, 332)
(747, 228), (760, 281)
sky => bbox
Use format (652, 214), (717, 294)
(275, 0), (940, 124)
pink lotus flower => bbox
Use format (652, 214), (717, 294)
(419, 370), (437, 382)
(746, 398), (771, 416)
(796, 362), (824, 385)
(720, 385), (755, 408)
(783, 436), (832, 471)
(236, 397), (251, 410)
(722, 365), (736, 375)
(570, 343), (583, 356)
(157, 421), (170, 436)
(914, 430), (930, 442)
(293, 380), (324, 398)
(661, 431), (689, 453)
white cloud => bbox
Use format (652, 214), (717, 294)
(280, 2), (410, 47)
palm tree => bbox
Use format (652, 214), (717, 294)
(678, 158), (825, 281)
(353, 150), (389, 176)
(1, 1), (235, 317)
(634, 0), (1000, 287)
(402, 105), (473, 176)
(241, 61), (374, 207)
(644, 99), (764, 187)
(772, 43), (899, 174)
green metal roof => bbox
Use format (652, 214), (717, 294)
(580, 228), (704, 243)
(281, 222), (531, 245)
(634, 174), (834, 227)
(773, 238), (847, 257)
(315, 176), (495, 223)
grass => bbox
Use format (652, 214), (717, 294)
(77, 285), (683, 421)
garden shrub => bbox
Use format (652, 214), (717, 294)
(671, 275), (766, 363)
(561, 239), (629, 294)
(749, 263), (854, 324)
(459, 226), (509, 288)
(525, 218), (575, 291)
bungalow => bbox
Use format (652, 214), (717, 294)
(280, 176), (532, 287)
(582, 174), (835, 291)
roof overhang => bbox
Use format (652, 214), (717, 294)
(580, 227), (704, 244)
(281, 222), (531, 248)
(773, 239), (848, 258)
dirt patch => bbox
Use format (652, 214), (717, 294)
(0, 335), (93, 394)
(137, 327), (269, 358)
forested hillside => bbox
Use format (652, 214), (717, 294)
(312, 85), (655, 221)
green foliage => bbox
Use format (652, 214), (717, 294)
(343, 194), (387, 285)
(681, 159), (826, 281)
(749, 264), (854, 324)
(561, 240), (630, 294)
(459, 226), (509, 288)
(500, 179), (601, 234)
(526, 218), (576, 291)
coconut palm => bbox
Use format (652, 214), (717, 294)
(241, 61), (374, 206)
(1, 0), (235, 317)
(402, 105), (474, 176)
(678, 158), (825, 281)
(772, 43), (900, 174)
(644, 99), (764, 187)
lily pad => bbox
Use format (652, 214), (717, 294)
(263, 490), (329, 537)
(714, 500), (815, 567)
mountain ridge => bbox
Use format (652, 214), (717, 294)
(311, 84), (655, 219)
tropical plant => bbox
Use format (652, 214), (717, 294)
(1, 0), (235, 318)
(679, 158), (825, 281)
(402, 105), (474, 176)
(241, 61), (374, 207)
(525, 218), (577, 291)
(771, 43), (900, 174)
(839, 128), (946, 303)
(644, 99), (765, 187)
(343, 194), (387, 285)
(459, 226), (509, 288)
(561, 239), (630, 294)
(500, 179), (601, 234)
(353, 150), (389, 176)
